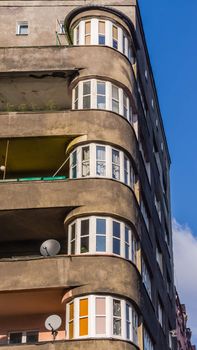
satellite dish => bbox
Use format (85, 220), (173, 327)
(40, 239), (61, 257)
(45, 315), (62, 340)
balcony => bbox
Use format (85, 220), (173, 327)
(0, 46), (137, 112)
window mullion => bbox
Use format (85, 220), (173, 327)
(78, 81), (83, 109)
(120, 151), (124, 183)
(119, 88), (124, 116)
(75, 298), (79, 338)
(106, 145), (111, 178)
(92, 79), (97, 109)
(91, 144), (96, 176)
(106, 82), (112, 110)
(80, 21), (85, 45)
(118, 27), (123, 52)
(121, 300), (126, 340)
(106, 20), (112, 47)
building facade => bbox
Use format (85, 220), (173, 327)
(0, 1), (176, 349)
(175, 290), (196, 350)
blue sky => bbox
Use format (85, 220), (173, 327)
(138, 0), (197, 344)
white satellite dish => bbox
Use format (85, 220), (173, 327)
(40, 239), (61, 257)
(45, 315), (62, 340)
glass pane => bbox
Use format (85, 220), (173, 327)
(70, 302), (74, 320)
(96, 219), (106, 235)
(113, 25), (118, 39)
(113, 221), (120, 238)
(75, 85), (78, 100)
(125, 244), (129, 259)
(126, 304), (130, 320)
(83, 95), (91, 109)
(80, 299), (88, 317)
(125, 227), (129, 243)
(113, 238), (120, 255)
(96, 146), (105, 160)
(26, 332), (38, 344)
(97, 95), (106, 109)
(85, 35), (91, 45)
(71, 240), (75, 254)
(85, 21), (91, 34)
(112, 85), (119, 100)
(112, 150), (119, 164)
(76, 26), (79, 44)
(113, 39), (118, 49)
(72, 151), (77, 166)
(96, 161), (106, 176)
(71, 224), (75, 240)
(113, 299), (121, 317)
(96, 235), (106, 252)
(81, 219), (89, 236)
(97, 82), (106, 95)
(19, 25), (28, 35)
(112, 99), (119, 113)
(99, 21), (105, 34)
(9, 333), (22, 344)
(82, 147), (89, 161)
(126, 321), (130, 339)
(69, 321), (73, 339)
(96, 298), (106, 315)
(99, 35), (105, 45)
(112, 164), (120, 180)
(113, 318), (121, 335)
(79, 317), (88, 336)
(83, 81), (91, 95)
(96, 298), (106, 316)
(72, 166), (77, 179)
(81, 236), (89, 253)
(96, 316), (106, 334)
(82, 162), (90, 177)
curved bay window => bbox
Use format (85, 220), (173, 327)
(66, 295), (139, 345)
(68, 216), (138, 265)
(72, 79), (133, 124)
(69, 143), (135, 187)
(73, 18), (135, 63)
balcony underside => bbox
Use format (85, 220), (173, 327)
(0, 339), (138, 350)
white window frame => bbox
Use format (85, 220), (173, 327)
(69, 143), (134, 188)
(68, 216), (138, 265)
(66, 295), (138, 344)
(142, 258), (152, 299)
(57, 20), (65, 34)
(72, 79), (132, 124)
(16, 21), (28, 35)
(72, 18), (134, 62)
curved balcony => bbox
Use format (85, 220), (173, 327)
(0, 339), (139, 350)
(0, 46), (137, 112)
(0, 255), (141, 310)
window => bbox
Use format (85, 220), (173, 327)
(79, 298), (88, 336)
(69, 302), (74, 339)
(139, 141), (151, 184)
(112, 85), (119, 113)
(154, 195), (161, 221)
(73, 18), (134, 62)
(97, 81), (106, 109)
(143, 327), (154, 350)
(71, 150), (77, 179)
(57, 20), (65, 34)
(112, 25), (118, 49)
(73, 79), (132, 123)
(141, 199), (149, 231)
(112, 149), (120, 180)
(68, 216), (138, 264)
(70, 143), (135, 188)
(95, 297), (106, 334)
(142, 258), (152, 299)
(156, 245), (163, 274)
(9, 331), (38, 344)
(85, 21), (91, 44)
(66, 295), (139, 343)
(96, 146), (106, 176)
(113, 221), (121, 255)
(96, 218), (106, 252)
(16, 22), (28, 35)
(98, 21), (105, 45)
(113, 299), (121, 335)
(82, 146), (90, 177)
(80, 219), (89, 253)
(83, 81), (91, 108)
(158, 299), (163, 327)
(70, 223), (76, 254)
(137, 82), (147, 117)
(145, 70), (148, 81)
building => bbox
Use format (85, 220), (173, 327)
(176, 290), (196, 350)
(0, 1), (176, 349)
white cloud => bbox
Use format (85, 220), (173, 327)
(173, 219), (197, 344)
